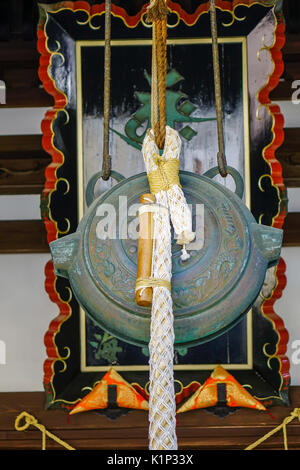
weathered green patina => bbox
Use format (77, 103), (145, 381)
(50, 168), (282, 348)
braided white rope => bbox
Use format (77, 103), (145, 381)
(142, 126), (195, 450)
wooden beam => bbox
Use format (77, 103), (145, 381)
(0, 38), (53, 107)
(282, 34), (300, 56)
(0, 134), (47, 156)
(269, 80), (294, 101)
(0, 388), (300, 450)
(0, 135), (51, 194)
(3, 87), (53, 108)
(276, 129), (300, 188)
(283, 212), (300, 247)
(0, 220), (49, 253)
(284, 61), (300, 80)
(269, 34), (300, 101)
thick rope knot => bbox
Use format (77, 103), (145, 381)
(146, 0), (168, 23)
(15, 411), (75, 450)
(142, 126), (195, 248)
(15, 411), (38, 431)
(148, 157), (181, 194)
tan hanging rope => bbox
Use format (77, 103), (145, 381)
(209, 0), (227, 177)
(102, 0), (112, 181)
(146, 0), (168, 150)
(15, 412), (75, 450)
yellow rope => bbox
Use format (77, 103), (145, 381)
(148, 158), (181, 194)
(245, 408), (300, 450)
(15, 411), (75, 450)
(14, 408), (300, 451)
(136, 277), (171, 292)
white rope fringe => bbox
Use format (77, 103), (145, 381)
(142, 126), (195, 450)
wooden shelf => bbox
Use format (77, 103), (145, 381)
(0, 387), (299, 450)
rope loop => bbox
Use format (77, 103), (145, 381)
(15, 411), (76, 450)
(15, 411), (38, 432)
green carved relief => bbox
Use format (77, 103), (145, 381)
(89, 331), (123, 364)
(111, 68), (216, 150)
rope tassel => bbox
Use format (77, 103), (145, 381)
(141, 126), (195, 450)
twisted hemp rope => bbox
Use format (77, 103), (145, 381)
(15, 412), (75, 450)
(146, 0), (168, 150)
(102, 0), (112, 181)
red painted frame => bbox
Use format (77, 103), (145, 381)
(37, 0), (290, 405)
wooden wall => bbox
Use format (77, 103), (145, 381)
(1, 387), (300, 450)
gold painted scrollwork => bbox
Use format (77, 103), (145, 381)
(59, 286), (73, 304)
(257, 174), (282, 226)
(51, 40), (62, 53)
(255, 102), (269, 121)
(76, 10), (102, 30)
(222, 8), (246, 27)
(55, 346), (71, 374)
(263, 342), (279, 370)
(166, 10), (180, 29)
(141, 9), (180, 28)
(141, 12), (152, 28)
(57, 218), (71, 236)
(48, 178), (71, 235)
(58, 109), (70, 126)
(50, 51), (65, 66)
(56, 177), (70, 196)
(257, 33), (275, 62)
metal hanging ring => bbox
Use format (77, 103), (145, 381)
(85, 170), (125, 207)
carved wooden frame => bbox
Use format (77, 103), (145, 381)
(38, 0), (290, 413)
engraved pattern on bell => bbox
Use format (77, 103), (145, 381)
(85, 172), (248, 315)
(50, 170), (281, 346)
